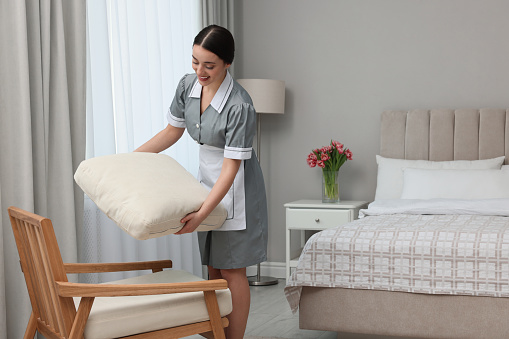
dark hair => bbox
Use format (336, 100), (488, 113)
(193, 25), (235, 65)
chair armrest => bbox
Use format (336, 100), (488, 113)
(63, 260), (172, 273)
(56, 279), (229, 297)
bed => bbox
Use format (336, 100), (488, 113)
(285, 109), (509, 339)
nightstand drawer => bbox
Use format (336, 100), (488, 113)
(286, 208), (351, 230)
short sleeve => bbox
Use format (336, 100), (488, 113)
(224, 103), (256, 160)
(166, 75), (187, 128)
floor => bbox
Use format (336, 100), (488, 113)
(185, 278), (337, 338)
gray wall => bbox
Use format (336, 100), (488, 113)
(234, 0), (509, 264)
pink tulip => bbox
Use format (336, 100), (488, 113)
(345, 149), (353, 160)
(321, 146), (332, 153)
(333, 141), (344, 154)
(307, 141), (352, 171)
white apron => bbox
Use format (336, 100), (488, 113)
(197, 144), (247, 231)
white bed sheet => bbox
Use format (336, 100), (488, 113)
(360, 199), (509, 218)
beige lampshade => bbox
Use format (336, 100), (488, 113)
(236, 79), (285, 114)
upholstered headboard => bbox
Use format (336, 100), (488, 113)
(380, 109), (509, 165)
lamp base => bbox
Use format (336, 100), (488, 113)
(247, 262), (279, 286)
(248, 275), (279, 286)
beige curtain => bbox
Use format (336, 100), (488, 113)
(0, 0), (86, 338)
(201, 0), (235, 29)
(201, 0), (235, 74)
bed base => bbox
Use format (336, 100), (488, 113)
(299, 286), (509, 338)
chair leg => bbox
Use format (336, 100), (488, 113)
(69, 297), (95, 339)
(203, 291), (226, 339)
(24, 312), (37, 339)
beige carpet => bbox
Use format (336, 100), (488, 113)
(244, 336), (282, 339)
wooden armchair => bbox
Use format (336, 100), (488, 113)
(8, 206), (231, 339)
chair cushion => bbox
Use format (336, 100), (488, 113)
(75, 270), (232, 339)
(74, 152), (227, 240)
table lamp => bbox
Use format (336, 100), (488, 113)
(237, 78), (285, 286)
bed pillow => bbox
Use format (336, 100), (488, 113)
(374, 155), (505, 200)
(74, 152), (227, 240)
(401, 168), (509, 200)
(503, 165), (509, 171)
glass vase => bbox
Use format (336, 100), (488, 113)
(322, 170), (340, 203)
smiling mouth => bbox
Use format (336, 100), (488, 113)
(199, 76), (210, 81)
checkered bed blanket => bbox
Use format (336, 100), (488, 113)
(285, 199), (509, 313)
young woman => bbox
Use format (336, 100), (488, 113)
(135, 25), (268, 339)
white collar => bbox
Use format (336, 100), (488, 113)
(189, 71), (233, 113)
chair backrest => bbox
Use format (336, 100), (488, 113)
(9, 206), (76, 338)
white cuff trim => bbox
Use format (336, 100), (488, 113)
(224, 146), (252, 160)
(167, 111), (186, 128)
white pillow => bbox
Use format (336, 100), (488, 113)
(74, 153), (227, 240)
(374, 155), (505, 200)
(401, 168), (509, 200)
(503, 165), (509, 171)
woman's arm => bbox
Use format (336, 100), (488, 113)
(135, 124), (185, 153)
(175, 158), (242, 234)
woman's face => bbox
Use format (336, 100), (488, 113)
(192, 44), (230, 88)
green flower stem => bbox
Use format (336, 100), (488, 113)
(322, 170), (339, 201)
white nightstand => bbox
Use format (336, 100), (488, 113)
(284, 199), (369, 281)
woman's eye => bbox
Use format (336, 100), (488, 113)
(205, 66), (214, 70)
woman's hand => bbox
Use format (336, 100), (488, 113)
(175, 210), (206, 234)
(174, 158), (241, 235)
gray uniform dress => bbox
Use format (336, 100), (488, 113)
(167, 72), (268, 269)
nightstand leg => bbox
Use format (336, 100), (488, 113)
(286, 228), (290, 281)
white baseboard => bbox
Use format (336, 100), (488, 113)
(246, 261), (286, 279)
